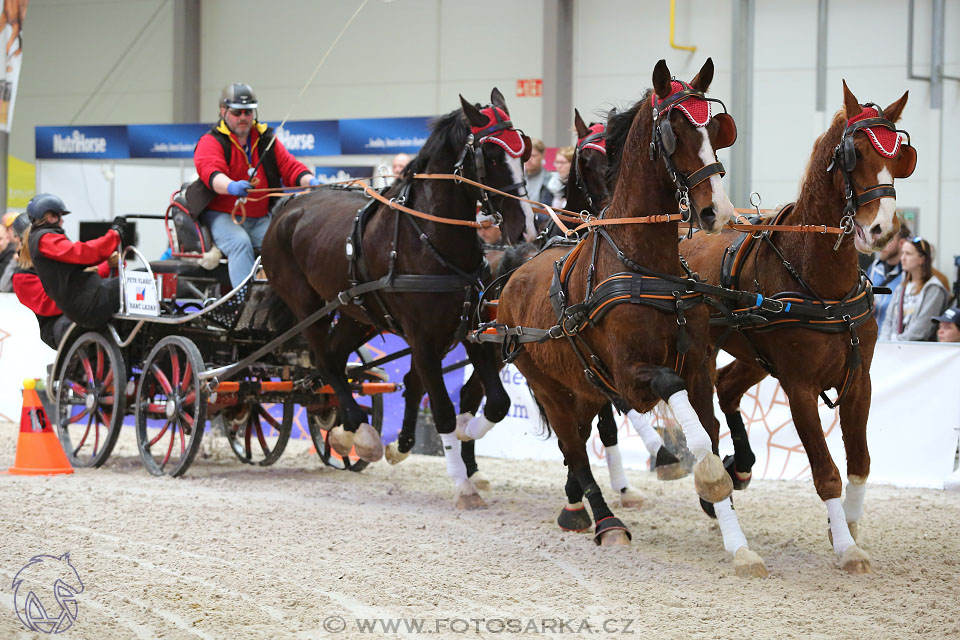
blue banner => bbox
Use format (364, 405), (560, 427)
(314, 165), (374, 184)
(339, 116), (431, 155)
(128, 123), (209, 158)
(273, 120), (339, 156)
(35, 126), (129, 159)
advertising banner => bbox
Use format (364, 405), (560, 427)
(128, 124), (209, 159)
(274, 120), (339, 157)
(0, 0), (27, 133)
(35, 126), (129, 160)
(314, 165), (373, 184)
(339, 116), (431, 155)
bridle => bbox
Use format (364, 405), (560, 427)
(453, 104), (532, 226)
(573, 123), (609, 213)
(826, 104), (916, 249)
(648, 79), (736, 218)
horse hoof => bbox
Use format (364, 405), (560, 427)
(470, 471), (491, 492)
(723, 454), (752, 490)
(385, 442), (409, 465)
(693, 454), (734, 504)
(600, 529), (631, 547)
(455, 479), (487, 510)
(619, 487), (644, 509)
(557, 503), (592, 532)
(656, 462), (689, 481)
(593, 516), (632, 546)
(840, 545), (872, 574)
(329, 426), (355, 456)
(454, 412), (474, 442)
(353, 423), (383, 462)
(733, 547), (768, 578)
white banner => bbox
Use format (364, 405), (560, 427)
(122, 272), (159, 317)
(0, 293), (55, 422)
(0, 1), (27, 133)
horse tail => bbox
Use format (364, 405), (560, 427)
(525, 384), (553, 439)
(250, 284), (298, 333)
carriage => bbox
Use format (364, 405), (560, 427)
(45, 190), (395, 477)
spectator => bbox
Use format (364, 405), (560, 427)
(879, 236), (948, 341)
(23, 193), (123, 330)
(477, 222), (502, 246)
(546, 146), (574, 209)
(523, 138), (554, 207)
(931, 307), (960, 343)
(193, 82), (319, 288)
(392, 153), (411, 177)
(0, 211), (17, 278)
(866, 221), (911, 328)
(0, 212), (28, 292)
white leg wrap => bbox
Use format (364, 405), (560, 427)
(666, 390), (712, 461)
(605, 444), (629, 493)
(826, 497), (855, 555)
(439, 432), (468, 487)
(628, 409), (663, 456)
(713, 497), (748, 555)
(464, 413), (496, 440)
(842, 481), (867, 523)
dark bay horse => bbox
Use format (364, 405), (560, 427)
(262, 89), (535, 508)
(498, 59), (767, 576)
(680, 82), (916, 573)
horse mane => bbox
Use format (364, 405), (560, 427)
(795, 110), (846, 210)
(403, 108), (470, 178)
(604, 90), (653, 193)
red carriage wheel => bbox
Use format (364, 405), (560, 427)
(225, 399), (293, 466)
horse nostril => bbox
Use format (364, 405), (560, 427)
(870, 224), (882, 237)
(699, 206), (716, 228)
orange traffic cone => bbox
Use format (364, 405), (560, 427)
(7, 378), (74, 476)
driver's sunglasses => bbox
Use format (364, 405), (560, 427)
(229, 108), (253, 117)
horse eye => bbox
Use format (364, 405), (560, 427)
(855, 150), (862, 159)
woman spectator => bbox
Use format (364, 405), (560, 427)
(879, 236), (948, 341)
(546, 146), (574, 209)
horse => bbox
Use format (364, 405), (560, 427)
(262, 89), (536, 509)
(679, 81), (916, 573)
(454, 108), (687, 504)
(497, 58), (768, 576)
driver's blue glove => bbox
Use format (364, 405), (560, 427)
(307, 177), (321, 187)
(227, 180), (252, 197)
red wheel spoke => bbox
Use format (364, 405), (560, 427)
(95, 344), (104, 379)
(179, 411), (195, 428)
(258, 406), (282, 432)
(67, 380), (88, 398)
(68, 407), (91, 424)
(146, 403), (167, 414)
(80, 355), (95, 386)
(73, 418), (92, 453)
(181, 360), (192, 392)
(148, 419), (172, 447)
(92, 411), (101, 454)
(178, 418), (186, 456)
(103, 368), (114, 389)
(97, 408), (112, 429)
(356, 403), (374, 415)
(150, 364), (173, 394)
(169, 346), (181, 391)
(255, 416), (269, 454)
(160, 424), (175, 469)
(182, 390), (196, 406)
(244, 420), (253, 460)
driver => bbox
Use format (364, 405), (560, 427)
(24, 193), (125, 330)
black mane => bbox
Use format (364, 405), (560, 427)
(403, 108), (470, 178)
(604, 89), (652, 193)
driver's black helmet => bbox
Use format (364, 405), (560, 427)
(220, 83), (258, 110)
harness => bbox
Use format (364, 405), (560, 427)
(572, 124), (608, 213)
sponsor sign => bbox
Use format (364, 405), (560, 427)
(122, 272), (159, 317)
(339, 116), (431, 155)
(273, 120), (339, 156)
(35, 126), (128, 159)
(128, 123), (209, 158)
(314, 165), (374, 184)
(516, 78), (543, 98)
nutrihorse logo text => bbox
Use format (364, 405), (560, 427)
(12, 553), (84, 634)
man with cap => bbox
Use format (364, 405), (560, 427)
(932, 306), (960, 343)
(0, 211), (27, 292)
(23, 193), (124, 331)
(193, 82), (320, 288)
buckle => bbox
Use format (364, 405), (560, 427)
(760, 298), (785, 313)
(337, 291), (353, 305)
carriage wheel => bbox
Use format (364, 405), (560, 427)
(54, 331), (126, 468)
(225, 400), (293, 466)
(135, 336), (207, 477)
(308, 350), (385, 472)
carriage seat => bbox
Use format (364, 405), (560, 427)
(170, 190), (217, 258)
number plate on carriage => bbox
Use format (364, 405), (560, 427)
(123, 272), (160, 316)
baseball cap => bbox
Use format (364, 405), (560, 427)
(2, 211), (17, 228)
(931, 307), (960, 325)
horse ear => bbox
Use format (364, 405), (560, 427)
(690, 57), (714, 93)
(842, 80), (862, 120)
(60, 552), (71, 562)
(490, 87), (509, 115)
(574, 109), (590, 139)
(884, 90), (909, 123)
(460, 94), (488, 128)
(653, 59), (672, 99)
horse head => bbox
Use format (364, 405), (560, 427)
(826, 81), (914, 253)
(13, 552), (85, 634)
(568, 109), (610, 215)
(458, 89), (537, 244)
(648, 58), (737, 233)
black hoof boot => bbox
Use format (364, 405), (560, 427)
(724, 454), (752, 490)
(557, 505), (592, 532)
(699, 497), (717, 519)
(593, 516), (632, 545)
(655, 446), (689, 481)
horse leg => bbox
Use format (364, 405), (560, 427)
(455, 341), (510, 441)
(782, 383), (871, 574)
(836, 373), (872, 550)
(626, 409), (688, 480)
(689, 368), (767, 577)
(385, 368), (424, 465)
(408, 338), (485, 510)
(597, 403), (643, 508)
(716, 359), (769, 489)
(557, 468), (592, 532)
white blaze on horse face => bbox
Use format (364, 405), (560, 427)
(698, 128), (734, 226)
(507, 155), (537, 241)
(871, 167), (897, 245)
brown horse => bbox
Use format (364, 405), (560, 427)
(497, 59), (767, 575)
(262, 89), (535, 508)
(680, 82), (916, 573)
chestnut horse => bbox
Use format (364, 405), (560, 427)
(262, 89), (535, 508)
(497, 59), (767, 576)
(680, 82), (916, 573)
